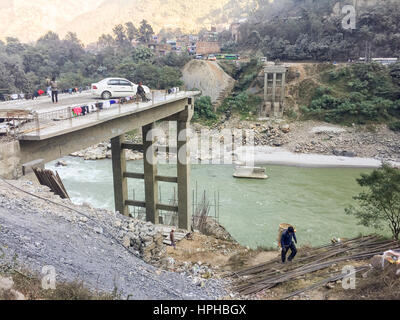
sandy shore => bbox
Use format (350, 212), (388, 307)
(235, 146), (400, 169)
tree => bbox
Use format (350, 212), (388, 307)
(132, 46), (154, 63)
(125, 22), (139, 44)
(138, 20), (154, 43)
(37, 31), (60, 45)
(346, 165), (400, 240)
(98, 34), (115, 48)
(5, 37), (25, 55)
(113, 24), (127, 47)
(63, 32), (84, 61)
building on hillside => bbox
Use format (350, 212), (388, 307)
(199, 31), (219, 43)
(196, 42), (221, 55)
(216, 24), (230, 33)
(147, 43), (172, 56)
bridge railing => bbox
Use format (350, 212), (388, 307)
(15, 90), (191, 137)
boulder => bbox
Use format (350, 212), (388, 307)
(280, 124), (290, 133)
(0, 277), (14, 291)
(370, 255), (388, 270)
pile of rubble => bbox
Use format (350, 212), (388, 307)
(70, 142), (143, 161)
(116, 219), (167, 264)
(160, 257), (219, 287)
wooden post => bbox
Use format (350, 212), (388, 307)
(142, 123), (159, 224)
(111, 135), (129, 216)
(177, 104), (193, 230)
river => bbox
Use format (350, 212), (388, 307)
(47, 157), (384, 249)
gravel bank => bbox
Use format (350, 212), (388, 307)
(0, 179), (227, 300)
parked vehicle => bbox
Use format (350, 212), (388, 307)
(207, 54), (217, 61)
(225, 54), (240, 60)
(195, 54), (203, 60)
(91, 78), (150, 100)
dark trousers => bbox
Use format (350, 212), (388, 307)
(281, 242), (297, 263)
(139, 93), (149, 102)
(52, 90), (58, 103)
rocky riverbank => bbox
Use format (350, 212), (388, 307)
(70, 142), (143, 161)
(208, 117), (400, 163)
(0, 179), (229, 299)
(68, 119), (400, 166)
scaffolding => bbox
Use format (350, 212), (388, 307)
(129, 180), (221, 228)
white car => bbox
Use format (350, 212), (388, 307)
(91, 78), (150, 100)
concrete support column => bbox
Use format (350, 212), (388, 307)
(272, 73), (277, 116)
(111, 135), (129, 216)
(177, 105), (193, 230)
(264, 72), (268, 102)
(280, 72), (286, 115)
(142, 123), (159, 224)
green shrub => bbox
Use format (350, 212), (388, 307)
(220, 93), (262, 118)
(300, 63), (400, 125)
(389, 121), (400, 132)
(194, 96), (217, 122)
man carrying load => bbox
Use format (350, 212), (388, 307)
(281, 226), (297, 263)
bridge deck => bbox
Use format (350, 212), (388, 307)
(0, 92), (98, 113)
(11, 91), (199, 141)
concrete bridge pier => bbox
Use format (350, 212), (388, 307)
(262, 65), (287, 118)
(111, 103), (194, 230)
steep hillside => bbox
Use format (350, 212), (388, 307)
(0, 0), (256, 44)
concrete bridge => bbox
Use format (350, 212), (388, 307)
(0, 91), (199, 230)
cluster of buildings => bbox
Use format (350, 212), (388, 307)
(147, 21), (246, 57)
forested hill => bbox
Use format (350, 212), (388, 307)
(234, 0), (400, 61)
(0, 0), (256, 44)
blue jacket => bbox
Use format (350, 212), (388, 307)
(281, 229), (297, 248)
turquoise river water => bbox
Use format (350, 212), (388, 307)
(47, 157), (384, 249)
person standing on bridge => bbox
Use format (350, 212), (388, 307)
(137, 82), (149, 102)
(280, 226), (297, 264)
(50, 77), (59, 104)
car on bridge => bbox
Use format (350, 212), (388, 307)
(91, 78), (150, 100)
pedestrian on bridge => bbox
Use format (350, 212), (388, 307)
(137, 82), (149, 102)
(280, 226), (297, 264)
(50, 77), (59, 104)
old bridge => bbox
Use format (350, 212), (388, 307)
(0, 91), (199, 230)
